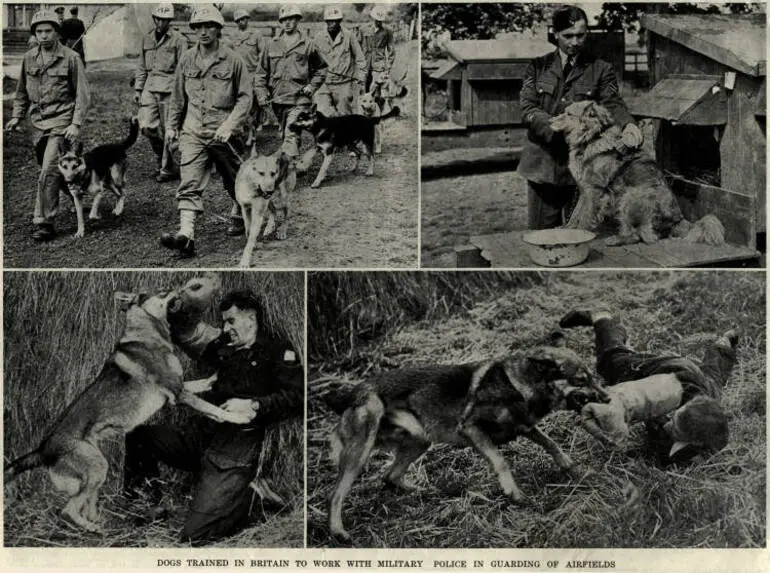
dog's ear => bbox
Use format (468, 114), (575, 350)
(114, 291), (139, 311)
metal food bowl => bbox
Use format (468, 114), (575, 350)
(521, 229), (596, 267)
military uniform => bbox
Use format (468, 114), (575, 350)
(314, 27), (366, 116)
(253, 30), (327, 157)
(518, 50), (634, 229)
(124, 332), (303, 545)
(167, 43), (252, 212)
(358, 24), (395, 95)
(135, 27), (188, 178)
(12, 41), (90, 228)
(230, 28), (265, 75)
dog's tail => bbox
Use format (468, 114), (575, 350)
(676, 214), (726, 246)
(374, 106), (400, 124)
(121, 116), (140, 151)
(4, 450), (45, 485)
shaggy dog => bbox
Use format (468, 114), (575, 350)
(550, 101), (725, 246)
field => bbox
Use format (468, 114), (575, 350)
(307, 271), (766, 548)
(2, 41), (418, 269)
(3, 271), (304, 547)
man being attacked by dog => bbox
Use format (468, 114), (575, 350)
(559, 308), (737, 464)
(253, 6), (327, 166)
(124, 290), (303, 546)
(161, 4), (252, 258)
(358, 5), (396, 99)
(518, 5), (643, 230)
(314, 6), (367, 117)
(6, 9), (90, 243)
(134, 3), (187, 184)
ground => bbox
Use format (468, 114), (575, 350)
(3, 42), (418, 269)
(307, 271), (765, 548)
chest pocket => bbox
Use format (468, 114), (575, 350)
(573, 76), (599, 102)
(153, 45), (177, 73)
(40, 65), (71, 106)
(183, 68), (203, 103)
(535, 78), (558, 110)
(209, 68), (234, 109)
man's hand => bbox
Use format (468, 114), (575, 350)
(165, 128), (178, 143)
(4, 118), (20, 132)
(221, 397), (259, 414)
(299, 85), (314, 98)
(133, 91), (142, 105)
(214, 123), (232, 143)
(621, 123), (643, 149)
(64, 124), (80, 141)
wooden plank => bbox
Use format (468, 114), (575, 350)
(466, 62), (528, 81)
(473, 81), (522, 126)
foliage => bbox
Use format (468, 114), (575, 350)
(597, 2), (761, 31)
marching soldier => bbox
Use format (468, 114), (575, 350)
(359, 5), (395, 97)
(161, 4), (252, 258)
(134, 3), (187, 183)
(6, 9), (90, 242)
(314, 5), (366, 116)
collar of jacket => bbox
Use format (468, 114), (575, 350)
(322, 27), (349, 46)
(192, 42), (229, 64)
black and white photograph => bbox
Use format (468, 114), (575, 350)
(3, 270), (305, 547)
(421, 3), (766, 269)
(306, 271), (765, 548)
(2, 2), (419, 269)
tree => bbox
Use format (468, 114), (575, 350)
(596, 2), (761, 31)
(422, 3), (546, 53)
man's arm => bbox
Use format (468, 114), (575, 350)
(350, 33), (367, 85)
(306, 42), (328, 94)
(70, 54), (90, 128)
(520, 60), (555, 144)
(220, 56), (253, 136)
(385, 28), (395, 69)
(11, 59), (30, 120)
(251, 343), (303, 425)
(596, 61), (634, 128)
(167, 51), (188, 131)
(134, 35), (149, 94)
(253, 43), (271, 104)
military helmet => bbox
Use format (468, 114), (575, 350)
(53, 6), (65, 14)
(323, 6), (343, 21)
(151, 4), (175, 20)
(278, 5), (303, 21)
(370, 5), (391, 21)
(30, 9), (61, 33)
(189, 4), (225, 28)
(234, 9), (250, 22)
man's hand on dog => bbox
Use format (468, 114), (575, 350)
(621, 123), (643, 149)
(216, 397), (259, 425)
(64, 124), (80, 141)
(214, 123), (233, 143)
(165, 128), (178, 143)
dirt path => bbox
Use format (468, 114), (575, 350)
(3, 43), (418, 269)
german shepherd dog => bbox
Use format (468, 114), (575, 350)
(57, 116), (139, 238)
(293, 106), (400, 189)
(320, 333), (609, 542)
(550, 101), (725, 246)
(3, 274), (251, 532)
(234, 150), (297, 268)
(359, 75), (408, 154)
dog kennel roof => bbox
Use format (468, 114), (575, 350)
(642, 13), (766, 77)
(628, 75), (728, 125)
(444, 38), (553, 64)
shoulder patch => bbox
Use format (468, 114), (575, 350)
(283, 349), (297, 363)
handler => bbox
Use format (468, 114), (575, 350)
(559, 307), (736, 463)
(358, 5), (396, 97)
(6, 9), (90, 242)
(124, 290), (303, 546)
(314, 5), (366, 116)
(134, 3), (188, 183)
(253, 5), (327, 160)
(518, 5), (642, 230)
(161, 4), (252, 258)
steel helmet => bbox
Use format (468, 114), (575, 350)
(370, 5), (391, 21)
(234, 9), (250, 22)
(278, 5), (303, 21)
(323, 6), (343, 21)
(190, 4), (225, 28)
(30, 9), (61, 33)
(53, 6), (65, 14)
(152, 4), (175, 20)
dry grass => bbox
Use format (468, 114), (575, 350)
(3, 271), (304, 547)
(307, 271), (765, 548)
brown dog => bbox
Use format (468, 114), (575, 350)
(550, 101), (725, 246)
(320, 333), (608, 543)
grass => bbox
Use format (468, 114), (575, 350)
(307, 271), (765, 548)
(3, 271), (305, 547)
(3, 41), (418, 269)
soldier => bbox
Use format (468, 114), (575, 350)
(27, 5), (65, 48)
(518, 5), (643, 230)
(253, 5), (327, 160)
(314, 5), (366, 116)
(60, 6), (86, 67)
(359, 5), (395, 97)
(133, 3), (187, 183)
(6, 9), (90, 242)
(230, 8), (264, 75)
(161, 4), (252, 258)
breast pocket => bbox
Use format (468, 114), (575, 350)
(535, 79), (557, 109)
(210, 69), (234, 109)
(183, 68), (203, 103)
(43, 67), (71, 105)
(24, 66), (42, 102)
(573, 78), (599, 102)
(154, 47), (176, 73)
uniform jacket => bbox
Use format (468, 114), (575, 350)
(60, 17), (86, 59)
(518, 49), (634, 185)
(12, 41), (90, 131)
(230, 28), (265, 75)
(168, 43), (253, 139)
(199, 333), (304, 467)
(253, 30), (328, 105)
(314, 27), (366, 85)
(135, 28), (188, 94)
(358, 25), (395, 72)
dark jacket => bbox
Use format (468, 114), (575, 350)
(518, 49), (634, 186)
(199, 333), (303, 468)
(61, 17), (86, 60)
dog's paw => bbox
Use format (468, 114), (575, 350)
(276, 229), (288, 241)
(74, 229), (85, 239)
(310, 180), (322, 189)
(88, 213), (102, 221)
(365, 168), (374, 177)
(237, 259), (251, 269)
